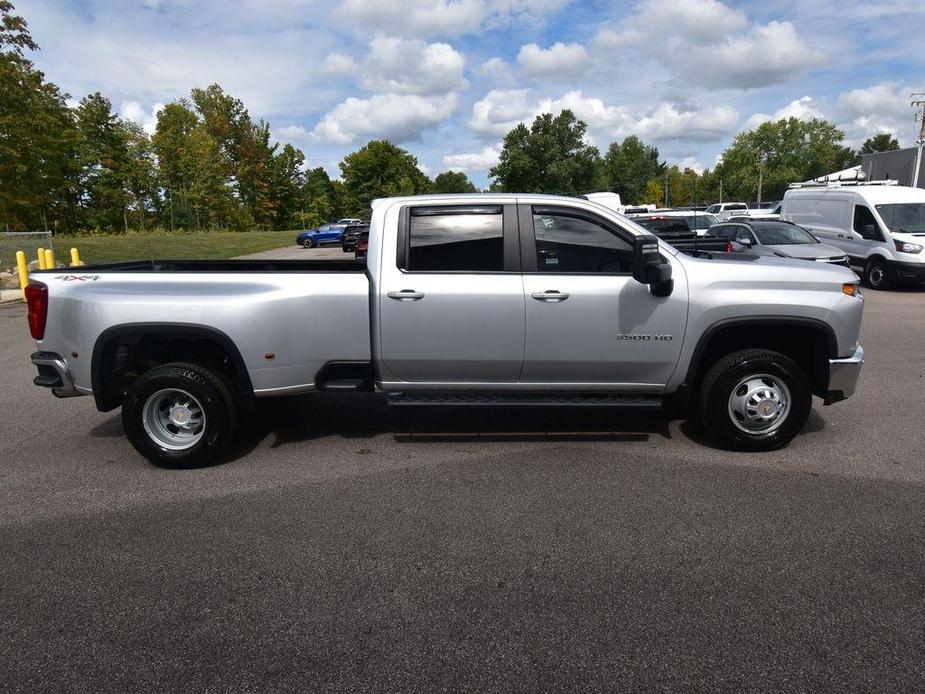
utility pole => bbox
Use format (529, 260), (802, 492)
(664, 170), (669, 207)
(911, 93), (925, 189)
(757, 157), (764, 205)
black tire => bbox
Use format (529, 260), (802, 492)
(864, 258), (891, 290)
(698, 349), (811, 452)
(122, 362), (239, 468)
(306, 238), (318, 249)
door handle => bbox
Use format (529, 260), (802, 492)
(531, 290), (569, 302)
(387, 290), (425, 301)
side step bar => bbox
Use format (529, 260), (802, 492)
(386, 392), (663, 408)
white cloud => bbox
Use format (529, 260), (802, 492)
(313, 93), (460, 144)
(614, 0), (748, 46)
(596, 0), (823, 89)
(470, 89), (738, 143)
(361, 36), (466, 95)
(119, 100), (165, 135)
(337, 0), (569, 37)
(680, 21), (825, 89)
(469, 89), (534, 137)
(321, 52), (359, 76)
(678, 157), (705, 174)
(477, 57), (515, 86)
(743, 95), (824, 130)
(517, 42), (590, 81)
(837, 82), (921, 146)
(274, 124), (312, 143)
(632, 102), (739, 141)
(442, 146), (501, 172)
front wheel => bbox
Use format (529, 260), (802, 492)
(122, 362), (239, 468)
(864, 258), (890, 290)
(698, 349), (811, 451)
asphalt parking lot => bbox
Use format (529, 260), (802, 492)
(1, 288), (924, 692)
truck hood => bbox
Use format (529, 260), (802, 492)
(681, 252), (857, 287)
(766, 243), (846, 260)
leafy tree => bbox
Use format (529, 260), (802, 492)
(0, 1), (37, 53)
(431, 170), (478, 193)
(0, 1), (75, 232)
(644, 179), (663, 205)
(267, 143), (306, 228)
(339, 140), (430, 216)
(715, 117), (857, 201)
(861, 133), (900, 154)
(601, 136), (665, 206)
(490, 110), (601, 194)
(152, 101), (200, 229)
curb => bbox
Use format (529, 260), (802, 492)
(1, 289), (23, 304)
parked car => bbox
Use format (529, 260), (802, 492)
(623, 205), (655, 215)
(711, 220), (849, 266)
(334, 218), (363, 226)
(341, 225), (370, 253)
(25, 193), (864, 466)
(705, 202), (749, 221)
(354, 230), (369, 260)
(296, 223), (346, 248)
(630, 215), (731, 253)
(781, 181), (925, 289)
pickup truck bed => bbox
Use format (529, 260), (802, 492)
(73, 259), (365, 273)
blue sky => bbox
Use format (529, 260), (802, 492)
(16, 0), (925, 188)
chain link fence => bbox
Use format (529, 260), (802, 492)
(0, 232), (55, 272)
(1, 233), (55, 295)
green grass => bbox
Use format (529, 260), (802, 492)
(54, 230), (296, 264)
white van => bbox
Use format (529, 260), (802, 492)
(781, 182), (925, 289)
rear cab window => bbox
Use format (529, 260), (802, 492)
(401, 205), (513, 272)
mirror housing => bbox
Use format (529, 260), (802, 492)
(738, 237), (753, 246)
(633, 234), (673, 296)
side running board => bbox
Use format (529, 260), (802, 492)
(386, 392), (663, 408)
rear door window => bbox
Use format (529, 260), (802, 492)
(407, 206), (504, 271)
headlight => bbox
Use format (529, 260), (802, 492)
(894, 239), (923, 254)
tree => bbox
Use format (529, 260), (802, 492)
(0, 1), (75, 232)
(339, 140), (430, 216)
(266, 143), (306, 229)
(0, 1), (37, 53)
(861, 133), (900, 154)
(601, 136), (664, 206)
(715, 117), (857, 201)
(431, 170), (478, 193)
(490, 110), (602, 194)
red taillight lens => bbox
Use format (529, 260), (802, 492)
(725, 241), (734, 253)
(24, 282), (48, 340)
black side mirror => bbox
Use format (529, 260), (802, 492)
(861, 223), (878, 240)
(633, 235), (673, 296)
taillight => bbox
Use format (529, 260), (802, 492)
(725, 241), (734, 253)
(25, 282), (48, 340)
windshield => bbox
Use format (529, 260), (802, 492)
(752, 223), (817, 245)
(876, 203), (925, 233)
(683, 214), (718, 230)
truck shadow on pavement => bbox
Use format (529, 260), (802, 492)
(88, 392), (829, 465)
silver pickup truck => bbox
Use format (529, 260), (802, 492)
(25, 194), (865, 466)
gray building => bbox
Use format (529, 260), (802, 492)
(861, 146), (925, 188)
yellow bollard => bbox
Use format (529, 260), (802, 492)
(37, 247), (46, 270)
(44, 248), (55, 269)
(16, 251), (29, 301)
(70, 247), (80, 267)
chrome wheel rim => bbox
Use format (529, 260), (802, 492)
(869, 265), (884, 286)
(142, 388), (206, 450)
(727, 374), (791, 435)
